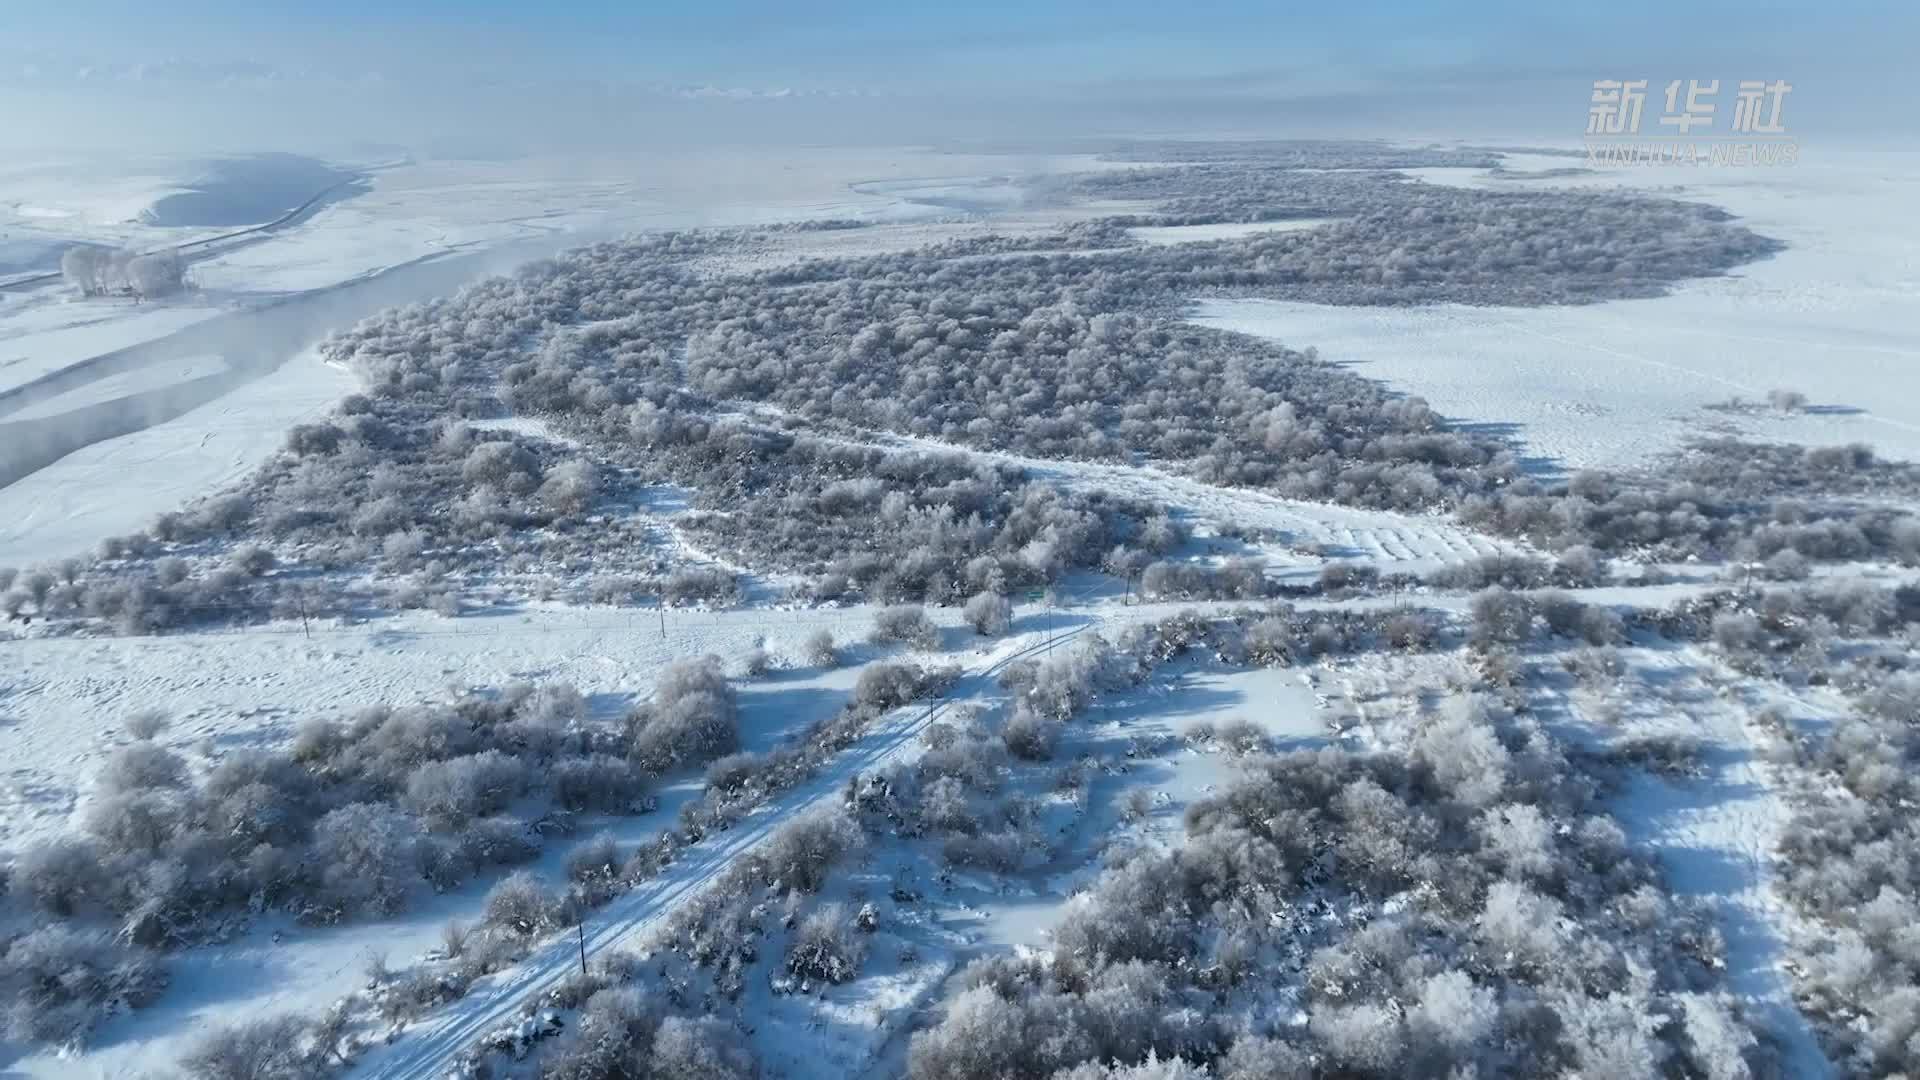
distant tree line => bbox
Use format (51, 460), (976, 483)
(61, 246), (188, 300)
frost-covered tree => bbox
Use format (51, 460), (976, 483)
(786, 902), (867, 984)
(181, 1015), (326, 1080)
(127, 251), (188, 299)
(307, 803), (422, 920)
(60, 246), (109, 296)
(963, 590), (1013, 636)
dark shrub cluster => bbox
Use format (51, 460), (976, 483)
(538, 984), (756, 1080)
(1459, 445), (1920, 567)
(907, 700), (1774, 1080)
(651, 807), (865, 997)
(870, 604), (942, 650)
(626, 656), (740, 774)
(0, 673), (725, 1048)
(1138, 558), (1277, 602)
(1, 925), (166, 1049)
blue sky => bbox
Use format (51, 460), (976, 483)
(1, 1), (1909, 152)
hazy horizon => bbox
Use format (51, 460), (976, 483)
(2, 0), (1910, 156)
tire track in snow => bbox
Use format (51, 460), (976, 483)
(791, 427), (1517, 570)
(1564, 642), (1831, 1077)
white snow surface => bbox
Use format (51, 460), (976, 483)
(1127, 218), (1345, 245)
(1194, 151), (1920, 473)
(0, 301), (222, 396)
(0, 350), (355, 567)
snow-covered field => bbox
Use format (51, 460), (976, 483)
(1127, 218), (1345, 245)
(0, 301), (222, 397)
(0, 349), (355, 567)
(2, 142), (1914, 1080)
(1195, 151), (1920, 473)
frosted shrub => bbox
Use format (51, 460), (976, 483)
(1559, 992), (1663, 1076)
(565, 833), (620, 884)
(918, 776), (978, 834)
(1139, 559), (1275, 602)
(1001, 706), (1060, 761)
(650, 1015), (756, 1080)
(1382, 611), (1437, 651)
(786, 902), (868, 984)
(13, 839), (107, 916)
(308, 803), (422, 921)
(538, 459), (599, 514)
(228, 543), (276, 577)
(98, 742), (188, 793)
(1767, 387), (1808, 413)
(963, 590), (1013, 636)
(405, 750), (529, 828)
(1412, 703), (1510, 807)
(1555, 544), (1607, 586)
(1677, 993), (1757, 1080)
(1052, 856), (1190, 966)
(627, 656), (738, 772)
(703, 752), (766, 795)
(803, 628), (838, 667)
(1219, 1036), (1313, 1080)
(551, 754), (645, 812)
(1469, 586), (1534, 646)
(1476, 879), (1566, 975)
(461, 441), (540, 492)
(180, 1015), (324, 1080)
(483, 870), (561, 936)
(941, 830), (1027, 874)
(1711, 612), (1764, 652)
(853, 662), (928, 710)
(1475, 802), (1557, 880)
(541, 987), (662, 1080)
(741, 644), (771, 677)
(1764, 547), (1810, 581)
(2, 925), (165, 1047)
(123, 709), (172, 741)
(661, 568), (738, 605)
(1407, 970), (1498, 1055)
(1434, 554), (1553, 591)
(1055, 1055), (1212, 1079)
(870, 604), (940, 650)
(1309, 1002), (1406, 1073)
(906, 984), (1030, 1080)
(84, 790), (184, 856)
(761, 806), (863, 893)
(1015, 636), (1122, 721)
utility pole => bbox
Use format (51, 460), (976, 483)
(577, 918), (588, 977)
(659, 604), (666, 640)
(1045, 591), (1056, 656)
(298, 596), (311, 640)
